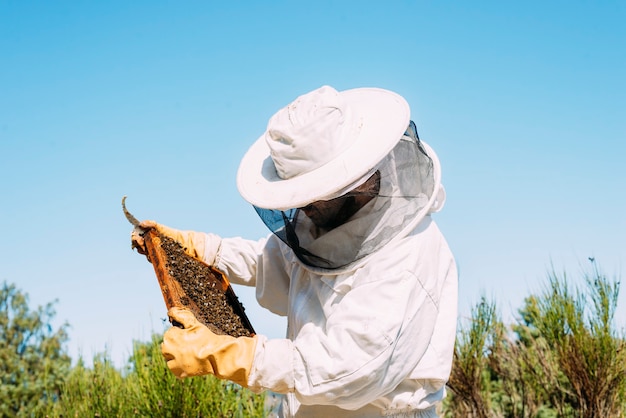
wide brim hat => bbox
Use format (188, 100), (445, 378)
(237, 85), (410, 211)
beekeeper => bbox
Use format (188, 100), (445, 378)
(132, 85), (458, 417)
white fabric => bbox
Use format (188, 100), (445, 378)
(201, 232), (223, 266)
(236, 86), (410, 210)
(266, 85), (359, 180)
(216, 217), (458, 417)
(281, 135), (439, 272)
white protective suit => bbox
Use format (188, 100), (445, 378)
(209, 124), (459, 417)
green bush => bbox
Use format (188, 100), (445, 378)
(446, 295), (499, 418)
(5, 259), (624, 417)
(0, 281), (71, 417)
(446, 262), (626, 417)
(47, 335), (265, 417)
(1, 281), (265, 417)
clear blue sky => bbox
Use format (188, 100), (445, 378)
(1, 1), (624, 367)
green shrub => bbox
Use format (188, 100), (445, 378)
(0, 281), (71, 417)
(47, 335), (265, 417)
(445, 262), (626, 417)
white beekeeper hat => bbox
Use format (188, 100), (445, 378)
(237, 85), (410, 211)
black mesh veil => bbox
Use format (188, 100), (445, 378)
(253, 121), (436, 270)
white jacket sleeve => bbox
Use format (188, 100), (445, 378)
(215, 236), (267, 286)
(217, 234), (291, 317)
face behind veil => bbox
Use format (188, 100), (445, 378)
(254, 121), (437, 271)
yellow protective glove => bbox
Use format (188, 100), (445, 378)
(131, 220), (218, 263)
(161, 307), (257, 387)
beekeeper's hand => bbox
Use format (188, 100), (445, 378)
(161, 307), (257, 387)
(130, 221), (221, 264)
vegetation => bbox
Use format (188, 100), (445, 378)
(0, 281), (265, 418)
(0, 282), (71, 416)
(1, 260), (624, 417)
(46, 336), (265, 417)
(445, 261), (626, 417)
